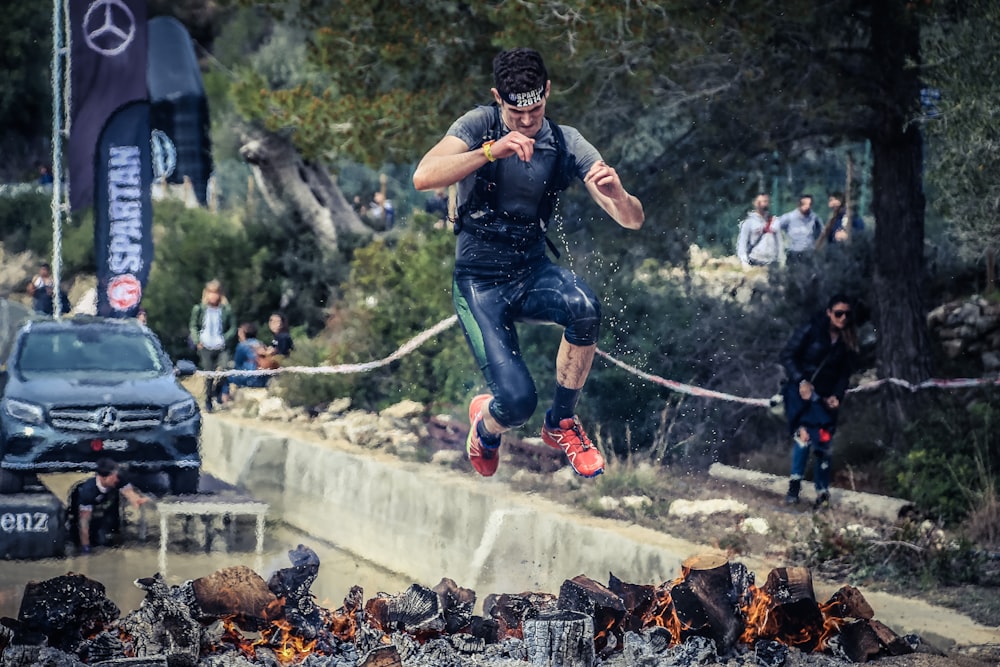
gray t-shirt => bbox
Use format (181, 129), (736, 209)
(446, 105), (602, 219)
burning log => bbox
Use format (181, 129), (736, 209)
(523, 609), (595, 667)
(642, 554), (746, 655)
(364, 583), (446, 638)
(192, 566), (278, 631)
(607, 573), (654, 634)
(556, 575), (626, 654)
(267, 544), (323, 638)
(431, 577), (475, 634)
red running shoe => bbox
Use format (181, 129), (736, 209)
(541, 414), (605, 478)
(466, 394), (500, 477)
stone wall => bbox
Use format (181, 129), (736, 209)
(927, 296), (1000, 372)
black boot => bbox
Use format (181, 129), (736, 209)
(784, 479), (801, 505)
(813, 490), (831, 511)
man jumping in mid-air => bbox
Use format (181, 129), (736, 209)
(412, 47), (644, 479)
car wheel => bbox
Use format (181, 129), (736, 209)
(0, 469), (25, 494)
(169, 468), (200, 495)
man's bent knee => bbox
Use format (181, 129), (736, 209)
(491, 389), (538, 428)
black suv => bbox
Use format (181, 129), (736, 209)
(0, 317), (201, 494)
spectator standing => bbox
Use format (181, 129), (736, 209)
(824, 191), (865, 245)
(736, 193), (784, 268)
(188, 279), (236, 412)
(67, 458), (150, 554)
(779, 293), (859, 509)
(777, 194), (822, 263)
(412, 47), (644, 479)
(27, 263), (55, 314)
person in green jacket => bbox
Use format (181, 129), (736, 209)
(189, 279), (236, 411)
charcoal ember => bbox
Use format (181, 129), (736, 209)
(16, 574), (119, 652)
(483, 591), (558, 639)
(0, 643), (43, 667)
(447, 632), (485, 654)
(642, 626), (673, 654)
(328, 586), (364, 641)
(431, 577), (475, 634)
(358, 644), (401, 667)
(608, 573), (654, 633)
(267, 545), (322, 637)
(389, 631), (419, 660)
(192, 566), (279, 631)
(465, 615), (499, 644)
(364, 584), (445, 637)
(412, 637), (465, 667)
(666, 635), (718, 665)
(824, 585), (874, 620)
(119, 574), (200, 667)
(199, 653), (257, 667)
(352, 612), (388, 659)
(557, 574), (626, 655)
(523, 609), (595, 667)
(0, 619), (12, 651)
(81, 630), (125, 663)
(92, 657), (167, 666)
(300, 651), (356, 667)
(729, 561), (755, 609)
(753, 639), (788, 667)
(14, 646), (85, 666)
(1, 617), (47, 649)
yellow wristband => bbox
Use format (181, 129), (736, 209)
(482, 141), (497, 162)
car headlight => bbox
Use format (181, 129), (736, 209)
(166, 398), (198, 424)
(3, 399), (45, 425)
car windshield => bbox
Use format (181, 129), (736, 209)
(15, 329), (166, 376)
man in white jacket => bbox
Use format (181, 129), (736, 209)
(737, 193), (784, 268)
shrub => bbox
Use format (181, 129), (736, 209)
(888, 396), (999, 525)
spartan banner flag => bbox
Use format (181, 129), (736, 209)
(69, 0), (148, 212)
(148, 16), (213, 205)
(94, 101), (153, 318)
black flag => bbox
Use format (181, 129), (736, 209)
(147, 16), (213, 205)
(94, 101), (153, 318)
(68, 0), (149, 212)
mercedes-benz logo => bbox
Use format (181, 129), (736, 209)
(82, 0), (136, 57)
(97, 406), (121, 432)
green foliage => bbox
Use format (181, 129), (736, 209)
(888, 396), (1000, 525)
(0, 191), (53, 256)
(0, 1), (51, 172)
(278, 213), (477, 411)
(923, 0), (1000, 266)
(141, 200), (256, 355)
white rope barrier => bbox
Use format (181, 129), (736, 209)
(197, 315), (1000, 402)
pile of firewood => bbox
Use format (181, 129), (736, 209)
(0, 548), (923, 667)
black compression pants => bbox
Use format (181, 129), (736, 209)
(453, 262), (601, 429)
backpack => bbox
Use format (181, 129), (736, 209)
(455, 105), (577, 257)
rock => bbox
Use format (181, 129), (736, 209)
(667, 498), (748, 518)
(431, 449), (464, 466)
(380, 400), (425, 420)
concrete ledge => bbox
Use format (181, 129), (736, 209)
(200, 416), (718, 596)
(199, 416), (1000, 647)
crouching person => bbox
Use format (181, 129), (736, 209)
(67, 458), (150, 554)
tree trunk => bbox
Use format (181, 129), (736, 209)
(239, 127), (373, 256)
(868, 2), (934, 447)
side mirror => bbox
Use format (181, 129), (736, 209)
(174, 359), (197, 377)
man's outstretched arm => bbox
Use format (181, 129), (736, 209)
(583, 161), (644, 230)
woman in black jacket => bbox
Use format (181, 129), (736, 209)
(779, 293), (858, 508)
